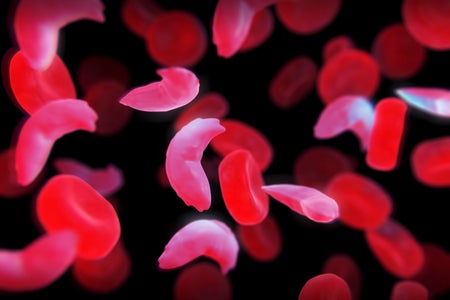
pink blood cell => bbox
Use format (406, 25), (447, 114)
(173, 261), (232, 300)
(239, 7), (274, 52)
(35, 174), (121, 260)
(268, 55), (318, 110)
(218, 149), (269, 225)
(395, 86), (450, 118)
(371, 23), (427, 80)
(8, 50), (76, 114)
(120, 0), (165, 38)
(261, 184), (339, 223)
(210, 118), (274, 172)
(402, 0), (450, 50)
(313, 95), (375, 151)
(158, 219), (239, 274)
(366, 97), (408, 171)
(365, 218), (424, 278)
(298, 273), (352, 300)
(165, 118), (225, 212)
(324, 171), (393, 230)
(317, 49), (380, 105)
(0, 230), (78, 292)
(275, 0), (342, 35)
(13, 0), (105, 70)
(119, 67), (199, 112)
(322, 35), (355, 62)
(15, 99), (98, 186)
(390, 280), (429, 300)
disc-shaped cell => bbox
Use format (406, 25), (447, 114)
(390, 280), (429, 300)
(298, 273), (352, 300)
(322, 35), (355, 62)
(239, 7), (274, 52)
(120, 0), (165, 38)
(395, 86), (450, 118)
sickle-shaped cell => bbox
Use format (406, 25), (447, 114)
(298, 273), (352, 300)
(395, 86), (450, 118)
(158, 219), (239, 275)
(165, 118), (225, 212)
(13, 0), (105, 70)
(390, 281), (429, 300)
(15, 99), (98, 186)
(119, 67), (199, 112)
(239, 7), (274, 52)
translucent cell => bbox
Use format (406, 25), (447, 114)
(35, 174), (121, 260)
(13, 0), (105, 70)
(239, 7), (274, 52)
(390, 280), (429, 300)
(395, 86), (450, 118)
(371, 23), (427, 80)
(268, 55), (318, 110)
(298, 273), (352, 300)
(324, 171), (393, 230)
(15, 99), (98, 186)
(322, 35), (355, 62)
(0, 230), (78, 292)
(365, 218), (424, 278)
(119, 67), (199, 112)
(261, 184), (339, 223)
(120, 0), (165, 38)
(317, 49), (380, 105)
(158, 219), (239, 275)
(218, 149), (269, 225)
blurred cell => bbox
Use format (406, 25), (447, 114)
(390, 280), (429, 300)
(395, 86), (450, 118)
(120, 0), (165, 38)
(156, 162), (171, 188)
(239, 7), (274, 52)
(298, 273), (352, 300)
(322, 35), (355, 62)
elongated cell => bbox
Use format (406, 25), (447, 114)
(313, 95), (375, 151)
(158, 219), (239, 274)
(35, 174), (121, 260)
(371, 23), (427, 80)
(165, 118), (225, 212)
(268, 55), (318, 110)
(8, 50), (76, 114)
(395, 86), (450, 118)
(13, 0), (105, 70)
(322, 35), (355, 62)
(324, 171), (393, 230)
(15, 99), (98, 186)
(120, 0), (165, 38)
(119, 67), (199, 112)
(239, 7), (274, 52)
(317, 49), (380, 105)
(219, 149), (269, 225)
(390, 280), (429, 300)
(261, 184), (339, 223)
(298, 273), (352, 300)
(0, 230), (78, 292)
(365, 218), (424, 278)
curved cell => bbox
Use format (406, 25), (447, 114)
(390, 280), (429, 300)
(239, 7), (274, 52)
(13, 0), (105, 70)
(120, 0), (165, 38)
(119, 67), (199, 112)
(298, 273), (352, 300)
(35, 174), (121, 260)
(158, 219), (239, 275)
(395, 86), (450, 118)
(165, 118), (225, 212)
(322, 35), (355, 62)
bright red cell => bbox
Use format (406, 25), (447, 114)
(298, 273), (352, 300)
(390, 280), (429, 300)
(322, 35), (355, 62)
(239, 7), (274, 52)
(268, 55), (318, 110)
(120, 0), (165, 38)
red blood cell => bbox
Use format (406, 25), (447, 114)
(166, 118), (225, 212)
(236, 214), (282, 262)
(324, 171), (393, 230)
(317, 49), (380, 105)
(371, 23), (427, 80)
(322, 35), (355, 62)
(120, 0), (165, 38)
(298, 273), (352, 300)
(402, 0), (450, 50)
(390, 280), (429, 300)
(35, 174), (121, 260)
(245, 0), (281, 11)
(239, 7), (274, 52)
(210, 119), (274, 172)
(158, 219), (239, 274)
(395, 86), (450, 118)
(275, 0), (341, 35)
(119, 67), (199, 112)
(156, 163), (171, 188)
(218, 149), (269, 225)
(268, 55), (318, 110)
(8, 50), (76, 114)
(13, 0), (105, 70)
(365, 218), (424, 278)
(366, 97), (409, 171)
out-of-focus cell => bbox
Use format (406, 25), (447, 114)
(119, 67), (199, 112)
(35, 174), (121, 260)
(219, 149), (269, 225)
(120, 0), (165, 38)
(322, 35), (355, 62)
(395, 86), (450, 118)
(298, 273), (352, 300)
(268, 55), (317, 110)
(173, 261), (232, 300)
(239, 7), (274, 52)
(158, 219), (239, 275)
(390, 280), (429, 300)
(0, 230), (78, 292)
(317, 49), (380, 105)
(156, 163), (171, 188)
(371, 23), (426, 80)
(13, 0), (105, 70)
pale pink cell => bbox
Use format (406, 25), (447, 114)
(239, 7), (274, 52)
(395, 86), (450, 118)
(14, 0), (105, 70)
(298, 273), (352, 300)
(158, 219), (239, 275)
(120, 0), (165, 38)
(268, 55), (318, 110)
(165, 118), (225, 212)
(261, 184), (339, 223)
(218, 149), (269, 225)
(35, 174), (121, 260)
(0, 230), (78, 292)
(119, 67), (199, 112)
(322, 35), (355, 62)
(15, 99), (98, 186)
(390, 280), (429, 300)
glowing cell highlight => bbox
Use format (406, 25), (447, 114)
(390, 280), (429, 300)
(239, 7), (274, 52)
(395, 86), (450, 118)
(298, 273), (352, 300)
